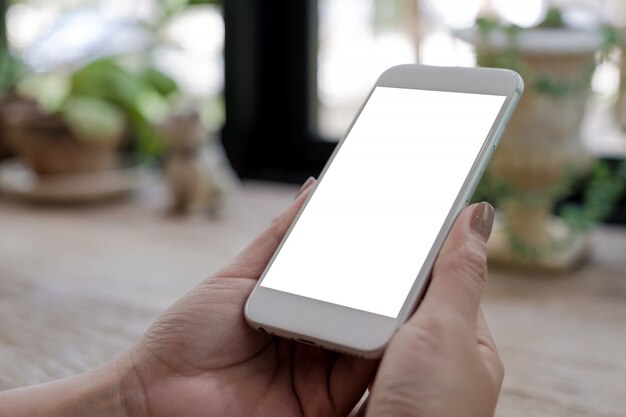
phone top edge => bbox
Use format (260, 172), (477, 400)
(377, 64), (524, 98)
(503, 68), (525, 95)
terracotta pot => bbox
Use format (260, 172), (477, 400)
(2, 98), (123, 176)
(458, 28), (604, 270)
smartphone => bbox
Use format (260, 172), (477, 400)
(245, 64), (523, 358)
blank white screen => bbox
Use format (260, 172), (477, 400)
(261, 87), (506, 318)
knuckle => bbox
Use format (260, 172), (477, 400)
(270, 213), (284, 230)
(418, 314), (448, 338)
(404, 313), (454, 352)
(441, 240), (488, 285)
(269, 214), (287, 243)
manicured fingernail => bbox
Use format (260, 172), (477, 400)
(295, 177), (315, 200)
(471, 202), (495, 242)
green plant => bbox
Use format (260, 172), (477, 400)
(0, 0), (21, 96)
(61, 1), (222, 154)
(67, 58), (179, 155)
(17, 57), (179, 155)
(538, 7), (566, 28)
(0, 47), (21, 96)
(560, 161), (626, 231)
(473, 160), (626, 228)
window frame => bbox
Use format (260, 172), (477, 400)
(221, 0), (335, 183)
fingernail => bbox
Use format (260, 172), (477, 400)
(294, 177), (315, 200)
(471, 202), (495, 242)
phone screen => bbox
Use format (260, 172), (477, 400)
(260, 86), (506, 318)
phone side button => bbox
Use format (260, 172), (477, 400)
(493, 126), (506, 148)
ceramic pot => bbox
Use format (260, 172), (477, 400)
(2, 98), (123, 176)
(459, 28), (604, 269)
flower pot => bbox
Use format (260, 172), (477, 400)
(459, 28), (604, 270)
(2, 98), (123, 176)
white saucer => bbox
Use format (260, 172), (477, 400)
(0, 158), (154, 204)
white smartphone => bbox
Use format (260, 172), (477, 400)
(245, 64), (523, 358)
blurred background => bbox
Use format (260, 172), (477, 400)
(1, 1), (626, 416)
(4, 0), (624, 266)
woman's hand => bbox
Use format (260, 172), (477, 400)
(366, 202), (503, 417)
(122, 178), (378, 417)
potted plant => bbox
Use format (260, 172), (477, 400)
(458, 8), (625, 269)
(3, 57), (178, 175)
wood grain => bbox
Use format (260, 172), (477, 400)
(1, 181), (625, 416)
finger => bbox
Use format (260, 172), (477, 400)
(419, 202), (494, 322)
(329, 355), (378, 417)
(293, 344), (336, 415)
(218, 178), (316, 279)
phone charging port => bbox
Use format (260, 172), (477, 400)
(297, 338), (316, 346)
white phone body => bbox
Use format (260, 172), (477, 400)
(245, 64), (523, 359)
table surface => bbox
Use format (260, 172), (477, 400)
(1, 182), (625, 417)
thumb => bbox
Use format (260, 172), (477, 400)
(419, 202), (494, 322)
(218, 178), (317, 279)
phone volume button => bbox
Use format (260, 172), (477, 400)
(493, 126), (505, 148)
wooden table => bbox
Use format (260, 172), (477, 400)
(1, 182), (625, 416)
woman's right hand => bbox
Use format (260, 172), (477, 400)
(367, 202), (503, 417)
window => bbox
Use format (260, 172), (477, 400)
(317, 0), (418, 139)
(222, 0), (333, 183)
